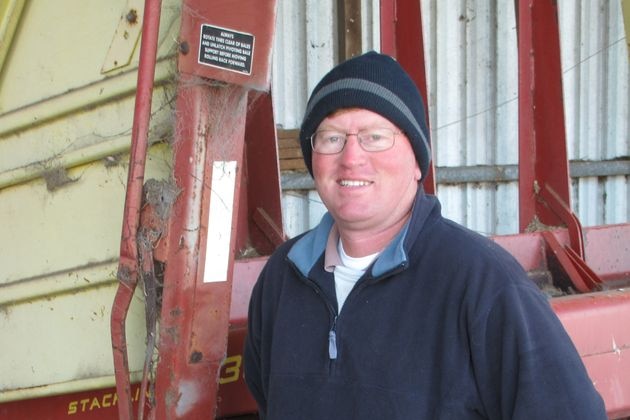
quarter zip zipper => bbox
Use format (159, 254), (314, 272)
(288, 259), (408, 370)
(288, 260), (340, 363)
(328, 315), (338, 359)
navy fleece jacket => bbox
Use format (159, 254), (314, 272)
(244, 190), (606, 419)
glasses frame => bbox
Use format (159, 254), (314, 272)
(309, 127), (402, 155)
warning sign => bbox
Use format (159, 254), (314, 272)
(198, 25), (255, 75)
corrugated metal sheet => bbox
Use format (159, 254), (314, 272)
(272, 0), (380, 129)
(559, 0), (630, 226)
(275, 0), (629, 238)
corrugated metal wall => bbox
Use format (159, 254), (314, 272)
(274, 0), (630, 238)
(559, 0), (630, 226)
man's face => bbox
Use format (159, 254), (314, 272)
(312, 108), (421, 233)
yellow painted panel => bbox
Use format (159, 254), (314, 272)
(0, 144), (170, 398)
(0, 81), (175, 184)
(0, 281), (147, 396)
(0, 0), (26, 72)
(101, 0), (145, 74)
(0, 261), (118, 307)
(0, 0), (180, 113)
(0, 144), (171, 286)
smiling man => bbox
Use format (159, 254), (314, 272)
(311, 109), (420, 256)
(243, 51), (606, 419)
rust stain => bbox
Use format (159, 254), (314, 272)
(126, 9), (138, 25)
(189, 351), (203, 364)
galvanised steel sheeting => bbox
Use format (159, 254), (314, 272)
(275, 0), (629, 237)
(560, 0), (630, 226)
(272, 0), (380, 129)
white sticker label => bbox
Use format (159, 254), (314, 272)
(204, 161), (237, 283)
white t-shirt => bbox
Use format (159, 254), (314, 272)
(334, 240), (379, 311)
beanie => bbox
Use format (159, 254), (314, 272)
(299, 51), (431, 182)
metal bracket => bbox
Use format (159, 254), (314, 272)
(101, 0), (145, 74)
(253, 207), (286, 248)
(538, 183), (584, 257)
(538, 183), (603, 293)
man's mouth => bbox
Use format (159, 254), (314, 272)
(338, 179), (372, 187)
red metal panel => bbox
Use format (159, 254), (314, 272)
(215, 259), (269, 417)
(493, 224), (630, 286)
(553, 290), (630, 419)
(178, 0), (277, 90)
(230, 258), (267, 322)
(0, 386), (149, 420)
(580, 224), (630, 284)
(244, 91), (286, 255)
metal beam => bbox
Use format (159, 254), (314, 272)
(281, 159), (630, 190)
(337, 0), (362, 61)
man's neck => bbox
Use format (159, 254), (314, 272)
(337, 212), (410, 257)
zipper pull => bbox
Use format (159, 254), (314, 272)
(328, 315), (338, 359)
(328, 329), (337, 359)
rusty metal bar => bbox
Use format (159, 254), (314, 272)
(542, 230), (598, 293)
(517, 0), (571, 232)
(110, 0), (162, 419)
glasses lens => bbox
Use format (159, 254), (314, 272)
(311, 128), (397, 154)
(312, 131), (346, 154)
(358, 128), (396, 151)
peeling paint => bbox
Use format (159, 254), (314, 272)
(175, 380), (200, 417)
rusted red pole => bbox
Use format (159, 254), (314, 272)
(111, 0), (162, 419)
(517, 0), (572, 233)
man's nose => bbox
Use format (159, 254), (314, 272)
(339, 134), (366, 164)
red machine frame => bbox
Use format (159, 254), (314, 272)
(1, 0), (627, 419)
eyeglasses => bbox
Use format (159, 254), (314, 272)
(310, 127), (400, 154)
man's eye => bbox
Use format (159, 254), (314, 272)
(363, 132), (386, 143)
(325, 135), (344, 143)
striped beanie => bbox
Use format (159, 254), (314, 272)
(299, 51), (431, 182)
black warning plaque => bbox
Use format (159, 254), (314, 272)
(198, 25), (255, 75)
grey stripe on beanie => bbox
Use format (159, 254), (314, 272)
(299, 51), (432, 182)
(304, 78), (430, 153)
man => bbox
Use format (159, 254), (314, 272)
(243, 51), (606, 419)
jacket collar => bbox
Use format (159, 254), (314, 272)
(288, 187), (438, 279)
